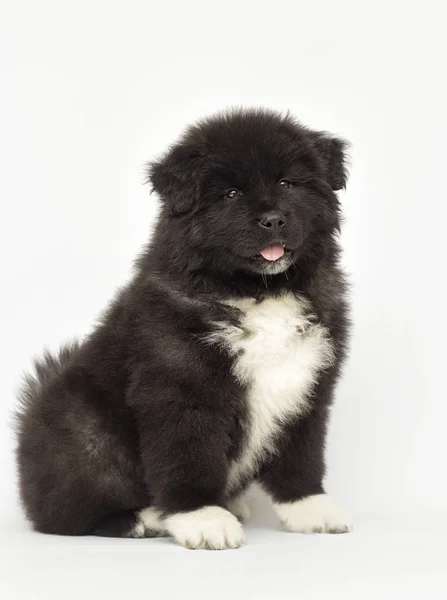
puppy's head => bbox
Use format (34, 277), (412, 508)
(148, 109), (349, 277)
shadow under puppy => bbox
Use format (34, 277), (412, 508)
(16, 108), (352, 549)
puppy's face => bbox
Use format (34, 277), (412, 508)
(150, 110), (348, 277)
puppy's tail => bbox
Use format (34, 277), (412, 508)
(13, 342), (80, 435)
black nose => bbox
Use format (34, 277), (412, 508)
(259, 212), (286, 231)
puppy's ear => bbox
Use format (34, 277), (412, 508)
(147, 146), (203, 215)
(309, 132), (349, 191)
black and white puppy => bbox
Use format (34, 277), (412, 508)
(16, 108), (352, 549)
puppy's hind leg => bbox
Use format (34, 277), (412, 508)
(93, 507), (167, 538)
(227, 496), (250, 522)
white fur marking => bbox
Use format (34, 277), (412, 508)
(165, 506), (246, 550)
(226, 496), (250, 521)
(130, 521), (146, 538)
(204, 293), (334, 492)
(130, 507), (167, 538)
(139, 507), (166, 533)
(274, 493), (353, 533)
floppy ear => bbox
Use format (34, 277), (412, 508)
(309, 132), (349, 191)
(147, 146), (203, 215)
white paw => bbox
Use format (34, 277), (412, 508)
(226, 497), (250, 522)
(131, 507), (167, 538)
(139, 507), (168, 536)
(273, 494), (353, 534)
(165, 506), (246, 550)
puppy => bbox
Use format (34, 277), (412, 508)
(16, 108), (352, 549)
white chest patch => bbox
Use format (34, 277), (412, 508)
(204, 293), (334, 492)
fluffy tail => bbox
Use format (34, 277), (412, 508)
(14, 342), (80, 435)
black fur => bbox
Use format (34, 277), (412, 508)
(15, 108), (350, 537)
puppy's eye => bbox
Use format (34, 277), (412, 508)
(279, 179), (291, 188)
(224, 189), (241, 199)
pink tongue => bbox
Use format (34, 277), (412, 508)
(260, 244), (285, 261)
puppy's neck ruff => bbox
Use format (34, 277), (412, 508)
(204, 292), (335, 493)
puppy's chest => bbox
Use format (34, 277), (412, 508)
(206, 293), (334, 489)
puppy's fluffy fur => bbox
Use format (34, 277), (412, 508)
(15, 109), (352, 549)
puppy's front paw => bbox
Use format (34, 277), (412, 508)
(274, 493), (353, 534)
(165, 506), (246, 550)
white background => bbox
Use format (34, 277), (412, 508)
(1, 1), (446, 598)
